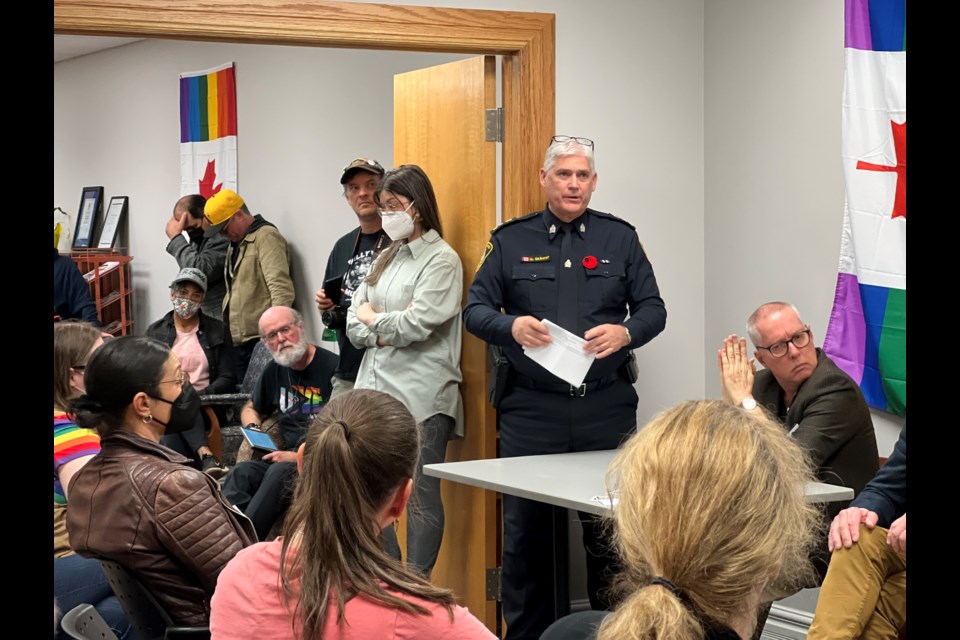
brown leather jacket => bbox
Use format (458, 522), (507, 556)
(66, 431), (256, 626)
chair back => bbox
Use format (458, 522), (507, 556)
(99, 559), (211, 640)
(59, 603), (119, 640)
(240, 340), (273, 394)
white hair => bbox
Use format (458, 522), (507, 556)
(543, 138), (595, 173)
(746, 302), (804, 346)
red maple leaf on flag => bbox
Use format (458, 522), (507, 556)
(198, 160), (223, 199)
(856, 120), (905, 219)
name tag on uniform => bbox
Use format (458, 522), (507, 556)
(521, 255), (550, 262)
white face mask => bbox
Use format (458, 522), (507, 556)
(379, 200), (416, 240)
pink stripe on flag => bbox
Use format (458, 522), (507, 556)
(823, 272), (867, 383)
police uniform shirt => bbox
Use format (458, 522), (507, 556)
(464, 206), (666, 384)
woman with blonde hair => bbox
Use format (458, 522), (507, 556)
(543, 400), (819, 640)
(210, 389), (493, 639)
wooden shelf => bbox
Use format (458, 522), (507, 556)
(70, 252), (134, 336)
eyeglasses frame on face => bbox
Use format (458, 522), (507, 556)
(261, 322), (298, 345)
(174, 287), (204, 302)
(159, 371), (190, 389)
(377, 198), (415, 216)
(756, 326), (812, 358)
(551, 135), (594, 148)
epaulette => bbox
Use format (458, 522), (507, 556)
(490, 211), (540, 235)
(590, 210), (636, 231)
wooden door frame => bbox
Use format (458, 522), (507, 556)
(53, 0), (555, 219)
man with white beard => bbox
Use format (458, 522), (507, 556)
(221, 305), (337, 540)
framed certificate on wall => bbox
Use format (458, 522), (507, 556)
(97, 196), (128, 249)
(73, 186), (104, 249)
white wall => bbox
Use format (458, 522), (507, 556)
(54, 0), (707, 427)
(703, 0), (902, 453)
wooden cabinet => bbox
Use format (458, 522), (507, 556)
(70, 251), (134, 336)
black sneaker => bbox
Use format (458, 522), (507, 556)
(202, 454), (229, 480)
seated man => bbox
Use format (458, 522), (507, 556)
(221, 305), (337, 540)
(145, 267), (236, 478)
(807, 424), (907, 640)
(53, 247), (99, 325)
(718, 301), (879, 580)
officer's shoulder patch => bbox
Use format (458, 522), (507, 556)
(491, 211), (540, 235)
(475, 241), (494, 273)
(591, 210), (636, 231)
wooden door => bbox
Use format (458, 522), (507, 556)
(394, 56), (499, 629)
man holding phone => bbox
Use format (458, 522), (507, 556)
(221, 306), (337, 540)
(314, 157), (390, 398)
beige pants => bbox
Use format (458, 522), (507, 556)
(807, 524), (906, 640)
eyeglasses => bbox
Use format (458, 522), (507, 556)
(261, 323), (297, 344)
(174, 288), (204, 302)
(756, 327), (812, 358)
(378, 199), (415, 215)
(160, 371), (190, 389)
(551, 135), (594, 148)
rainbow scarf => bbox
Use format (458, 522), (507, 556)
(823, 0), (906, 415)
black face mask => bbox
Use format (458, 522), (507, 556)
(150, 384), (202, 435)
(187, 227), (206, 245)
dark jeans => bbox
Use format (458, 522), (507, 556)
(498, 380), (637, 640)
(233, 338), (259, 385)
(54, 553), (138, 640)
(159, 408), (209, 467)
(381, 413), (453, 578)
(221, 459), (298, 540)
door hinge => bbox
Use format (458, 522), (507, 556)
(485, 107), (504, 143)
(486, 567), (502, 601)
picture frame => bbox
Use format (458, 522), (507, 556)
(97, 196), (128, 249)
(73, 186), (104, 249)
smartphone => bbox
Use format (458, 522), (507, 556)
(241, 427), (279, 452)
(323, 275), (344, 306)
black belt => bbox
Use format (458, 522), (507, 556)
(511, 372), (622, 397)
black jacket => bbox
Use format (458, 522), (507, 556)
(145, 310), (237, 395)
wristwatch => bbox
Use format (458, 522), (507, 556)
(623, 325), (632, 345)
(740, 396), (757, 412)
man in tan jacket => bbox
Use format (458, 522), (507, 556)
(205, 189), (295, 382)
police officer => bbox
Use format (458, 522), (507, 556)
(463, 135), (667, 640)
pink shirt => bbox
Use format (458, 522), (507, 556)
(171, 325), (210, 391)
(211, 538), (495, 640)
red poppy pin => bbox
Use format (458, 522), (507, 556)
(582, 255), (598, 270)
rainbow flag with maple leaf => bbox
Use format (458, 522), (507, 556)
(179, 62), (238, 198)
(823, 0), (905, 416)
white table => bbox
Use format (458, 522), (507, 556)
(424, 449), (854, 516)
(424, 450), (854, 617)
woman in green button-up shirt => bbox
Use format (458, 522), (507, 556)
(346, 164), (464, 579)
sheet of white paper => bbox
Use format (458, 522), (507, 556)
(522, 319), (596, 387)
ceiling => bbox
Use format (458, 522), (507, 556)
(54, 35), (143, 63)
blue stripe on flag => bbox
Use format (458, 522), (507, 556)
(189, 76), (201, 142)
(868, 0), (906, 51)
(858, 283), (889, 410)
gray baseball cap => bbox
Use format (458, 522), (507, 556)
(170, 267), (208, 293)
